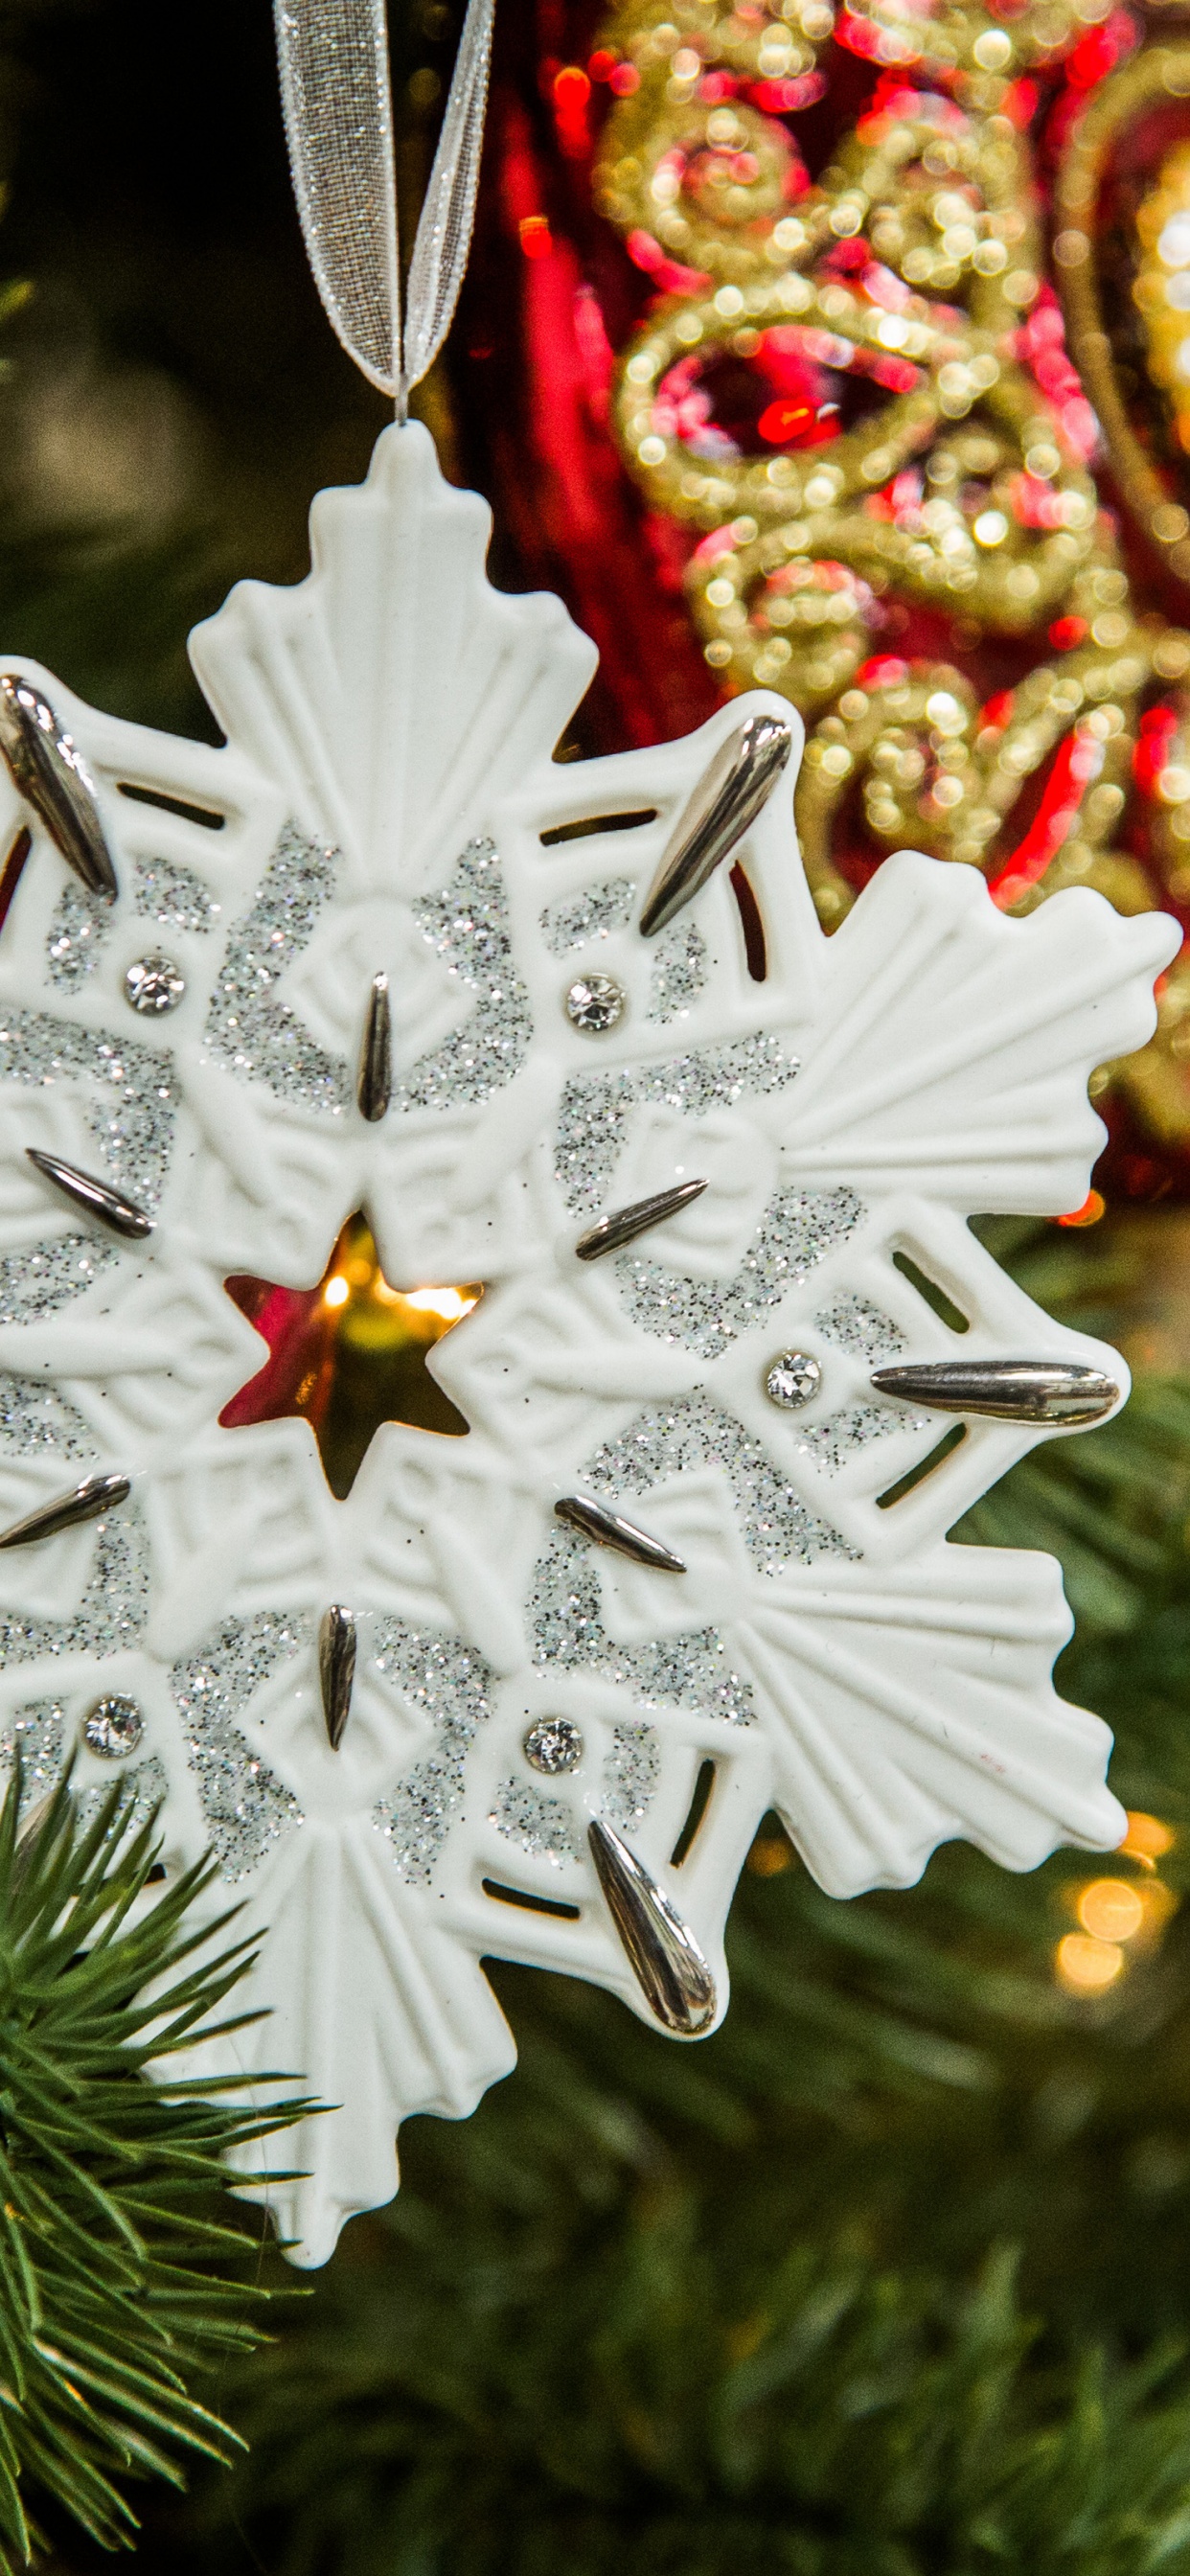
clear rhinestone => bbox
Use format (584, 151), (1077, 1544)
(765, 1350), (822, 1410)
(524, 1714), (584, 1774)
(125, 954), (185, 1015)
(565, 975), (626, 1034)
(83, 1692), (145, 1760)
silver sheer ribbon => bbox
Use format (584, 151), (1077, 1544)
(274, 0), (494, 414)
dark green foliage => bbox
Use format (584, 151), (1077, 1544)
(0, 9), (1188, 2566)
(129, 1852), (1190, 2576)
(0, 1771), (301, 2570)
(41, 1230), (1168, 2576)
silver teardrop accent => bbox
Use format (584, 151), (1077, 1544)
(576, 1178), (708, 1262)
(588, 1818), (717, 2035)
(318, 1605), (356, 1750)
(555, 1494), (686, 1572)
(0, 675), (118, 899)
(638, 712), (792, 938)
(26, 1148), (153, 1241)
(0, 1474), (131, 1551)
(870, 1359), (1119, 1425)
(357, 973), (392, 1121)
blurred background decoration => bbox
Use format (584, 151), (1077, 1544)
(9, 1), (1190, 2570)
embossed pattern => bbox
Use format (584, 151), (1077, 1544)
(0, 424), (1169, 2270)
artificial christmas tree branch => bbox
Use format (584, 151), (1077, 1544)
(0, 1769), (308, 2570)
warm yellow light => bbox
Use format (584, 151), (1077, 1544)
(1077, 1877), (1145, 1944)
(223, 1209), (485, 1499)
(1138, 1879), (1180, 1933)
(403, 1286), (479, 1323)
(1119, 1810), (1176, 1868)
(747, 1833), (791, 1877)
(1056, 1932), (1125, 1992)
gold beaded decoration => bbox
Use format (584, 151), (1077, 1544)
(1134, 143), (1190, 463)
(592, 0), (1190, 1144)
(1054, 45), (1190, 589)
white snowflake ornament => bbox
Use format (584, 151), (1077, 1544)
(0, 424), (1174, 2265)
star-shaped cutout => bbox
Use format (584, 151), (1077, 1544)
(219, 1210), (483, 1498)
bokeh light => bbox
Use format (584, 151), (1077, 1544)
(1057, 1933), (1126, 1991)
(1120, 1810), (1177, 1867)
(1077, 1878), (1145, 1943)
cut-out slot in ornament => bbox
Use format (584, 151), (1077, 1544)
(220, 1211), (483, 1496)
(877, 1425), (969, 1509)
(0, 825), (31, 934)
(671, 1759), (717, 1868)
(730, 861), (767, 982)
(539, 807), (658, 847)
(482, 1879), (583, 1920)
(892, 1251), (972, 1335)
(117, 781), (227, 831)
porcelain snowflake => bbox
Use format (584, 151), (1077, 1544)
(0, 426), (1173, 2266)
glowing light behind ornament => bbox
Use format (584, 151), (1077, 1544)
(220, 1210), (483, 1498)
(1054, 1813), (1179, 1995)
(273, 0), (493, 411)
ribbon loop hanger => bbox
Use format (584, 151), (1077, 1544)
(274, 0), (494, 417)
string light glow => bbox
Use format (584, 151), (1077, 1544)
(1056, 1815), (1179, 1994)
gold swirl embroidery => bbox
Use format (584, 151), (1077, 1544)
(591, 0), (1190, 1141)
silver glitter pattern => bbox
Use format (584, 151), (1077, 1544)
(134, 857), (219, 932)
(75, 1752), (169, 1838)
(616, 1184), (866, 1361)
(400, 839), (533, 1114)
(530, 1525), (756, 1723)
(206, 820), (348, 1114)
(372, 1619), (495, 1884)
(46, 881), (112, 991)
(555, 1032), (799, 1213)
(814, 1293), (906, 1363)
(584, 1392), (858, 1575)
(492, 1776), (582, 1867)
(0, 1700), (64, 1814)
(554, 1070), (634, 1216)
(0, 1506), (149, 1665)
(603, 1721), (660, 1832)
(0, 1008), (176, 1209)
(171, 1612), (305, 1882)
(795, 1401), (929, 1474)
(0, 1233), (120, 1326)
(648, 924), (708, 1024)
(0, 1372), (93, 1460)
(540, 877), (636, 955)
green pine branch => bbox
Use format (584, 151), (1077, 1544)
(0, 1769), (309, 2569)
